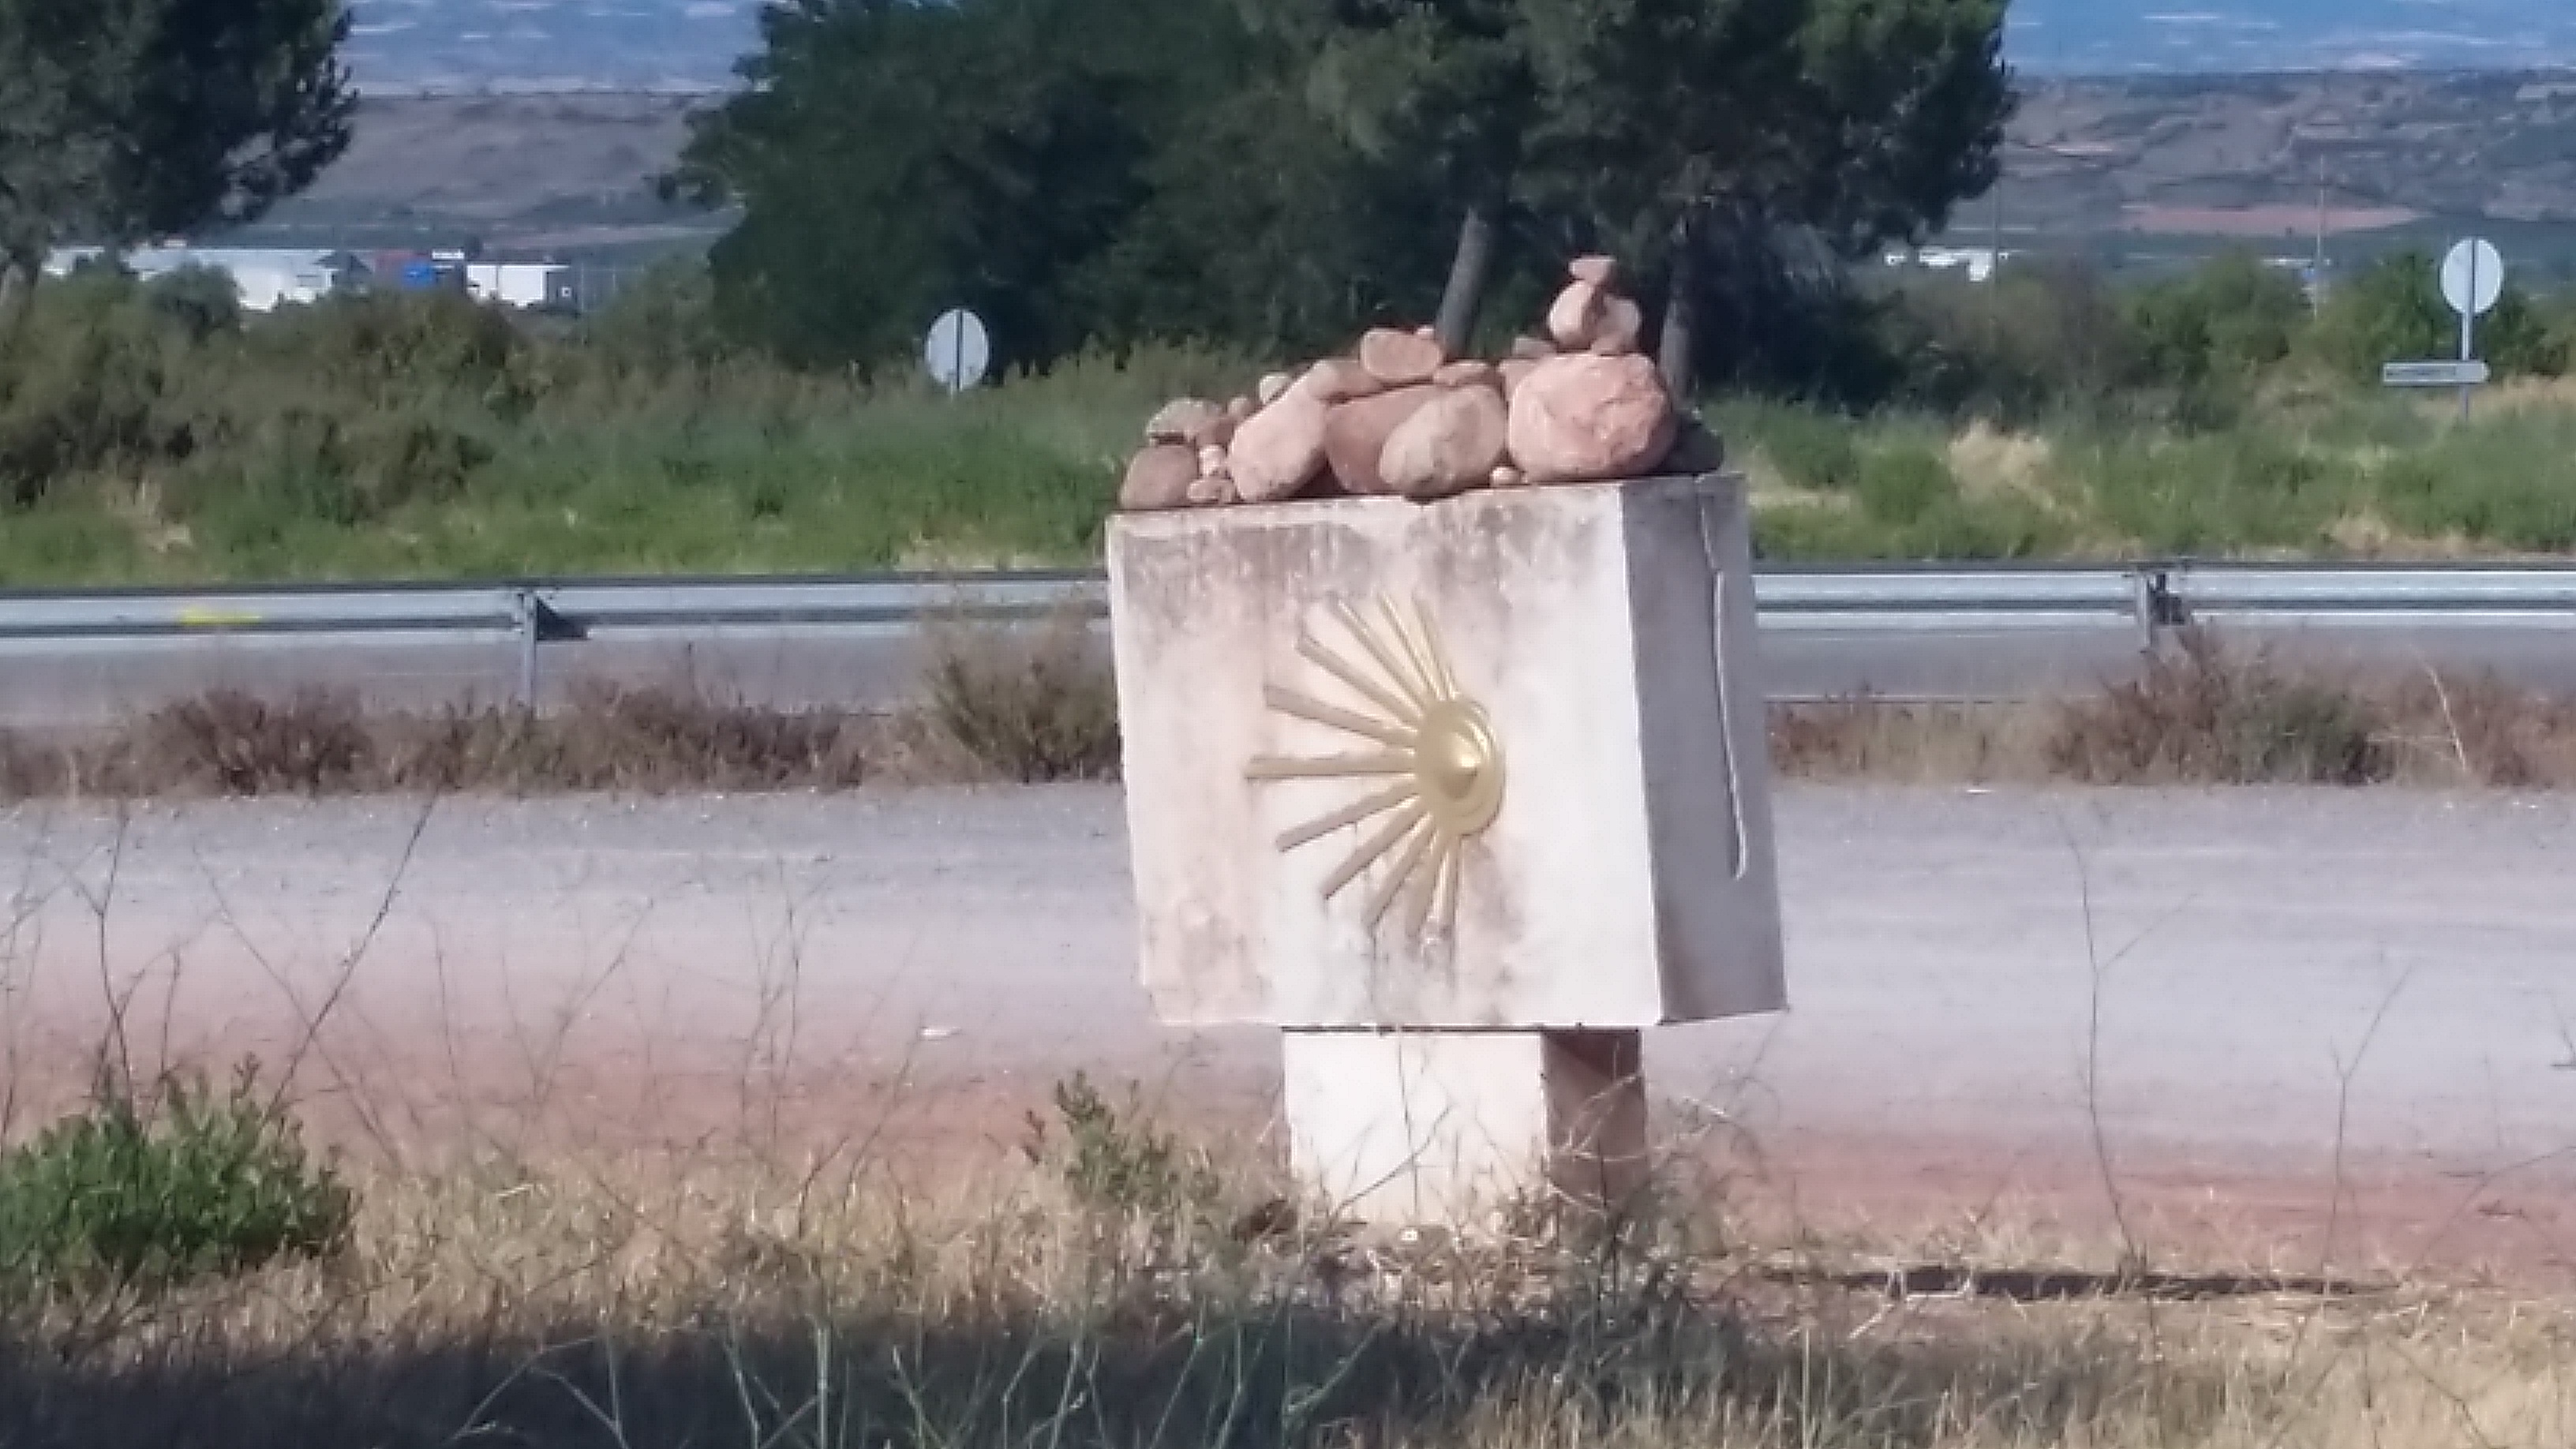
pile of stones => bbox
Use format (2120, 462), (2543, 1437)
(1120, 255), (1722, 512)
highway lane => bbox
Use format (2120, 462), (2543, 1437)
(2, 786), (2568, 1183)
(12, 614), (2576, 728)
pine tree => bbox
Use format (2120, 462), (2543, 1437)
(0, 0), (353, 328)
(1520, 0), (2010, 395)
(1241, 0), (1537, 351)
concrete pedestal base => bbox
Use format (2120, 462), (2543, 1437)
(1282, 1028), (1648, 1227)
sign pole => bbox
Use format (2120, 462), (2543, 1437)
(2459, 243), (2477, 424)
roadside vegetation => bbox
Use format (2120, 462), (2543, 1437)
(5, 623), (2573, 799)
(6, 253), (2576, 585)
(7, 0), (2576, 582)
(0, 1058), (2565, 1448)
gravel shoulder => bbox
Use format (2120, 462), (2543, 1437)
(3, 785), (2569, 1274)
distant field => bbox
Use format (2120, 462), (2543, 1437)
(242, 76), (2576, 271)
(231, 92), (727, 259)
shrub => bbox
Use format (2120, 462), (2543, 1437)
(581, 257), (729, 378)
(134, 689), (370, 796)
(1738, 401), (1864, 491)
(2047, 632), (2390, 785)
(1873, 259), (2147, 420)
(1024, 1073), (1221, 1220)
(144, 265), (245, 343)
(2309, 251), (2565, 384)
(923, 614), (1121, 783)
(258, 290), (523, 401)
(0, 272), (182, 504)
(0, 1066), (353, 1294)
(1855, 445), (1955, 524)
(2125, 250), (2308, 390)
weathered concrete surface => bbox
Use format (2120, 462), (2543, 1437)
(0, 787), (2570, 1270)
(1107, 477), (1784, 1031)
(1283, 1028), (1647, 1225)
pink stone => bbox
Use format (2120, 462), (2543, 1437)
(1545, 281), (1606, 351)
(1322, 385), (1440, 496)
(1120, 444), (1200, 511)
(1358, 328), (1447, 388)
(1228, 388), (1332, 503)
(1504, 354), (1678, 485)
(1380, 384), (1510, 500)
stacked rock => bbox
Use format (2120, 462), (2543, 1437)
(1119, 256), (1723, 512)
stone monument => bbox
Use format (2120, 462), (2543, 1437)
(1106, 259), (1787, 1226)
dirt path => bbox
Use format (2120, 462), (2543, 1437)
(2, 786), (2570, 1279)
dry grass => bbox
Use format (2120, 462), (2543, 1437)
(0, 619), (1123, 800)
(9, 630), (2576, 800)
(920, 611), (1123, 784)
(1945, 421), (2066, 513)
(0, 1124), (2568, 1449)
(0, 686), (897, 800)
(1774, 631), (2576, 790)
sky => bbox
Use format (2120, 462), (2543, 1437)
(2008, 0), (2576, 74)
(344, 0), (2576, 93)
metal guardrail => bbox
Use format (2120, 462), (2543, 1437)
(10, 563), (2576, 705)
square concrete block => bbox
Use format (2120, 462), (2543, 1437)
(1282, 1029), (1649, 1226)
(1108, 474), (1784, 1030)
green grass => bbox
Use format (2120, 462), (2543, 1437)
(1724, 384), (2576, 562)
(0, 277), (1259, 586)
(0, 362), (1211, 586)
(17, 275), (2576, 583)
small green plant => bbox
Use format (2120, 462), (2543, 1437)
(1024, 1073), (1220, 1219)
(0, 1064), (354, 1295)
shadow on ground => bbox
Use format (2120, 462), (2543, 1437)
(0, 1290), (2228, 1449)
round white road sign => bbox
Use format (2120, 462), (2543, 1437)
(2441, 239), (2505, 317)
(924, 308), (991, 392)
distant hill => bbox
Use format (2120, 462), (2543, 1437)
(234, 93), (719, 261)
(234, 71), (2576, 279)
(1997, 71), (2576, 276)
(346, 0), (2576, 92)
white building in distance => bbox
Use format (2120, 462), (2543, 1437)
(47, 245), (576, 313)
(46, 245), (362, 311)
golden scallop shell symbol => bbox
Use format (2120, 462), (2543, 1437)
(1246, 597), (1505, 943)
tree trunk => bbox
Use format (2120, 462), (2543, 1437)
(1658, 212), (1701, 399)
(0, 246), (41, 360)
(0, 255), (30, 339)
(1433, 202), (1496, 357)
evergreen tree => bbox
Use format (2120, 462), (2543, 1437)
(676, 0), (1450, 373)
(1239, 0), (1536, 351)
(0, 0), (353, 327)
(1520, 0), (2011, 395)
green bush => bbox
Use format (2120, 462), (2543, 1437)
(1025, 1073), (1220, 1220)
(1871, 259), (2147, 421)
(2309, 251), (2567, 384)
(0, 271), (185, 504)
(1737, 401), (1864, 491)
(2125, 250), (2308, 389)
(144, 265), (245, 343)
(1855, 445), (1955, 524)
(0, 1066), (354, 1294)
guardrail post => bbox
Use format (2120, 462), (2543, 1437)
(511, 588), (542, 710)
(2130, 567), (2185, 652)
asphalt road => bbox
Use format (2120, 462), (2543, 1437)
(2, 785), (2569, 1195)
(13, 616), (2576, 729)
